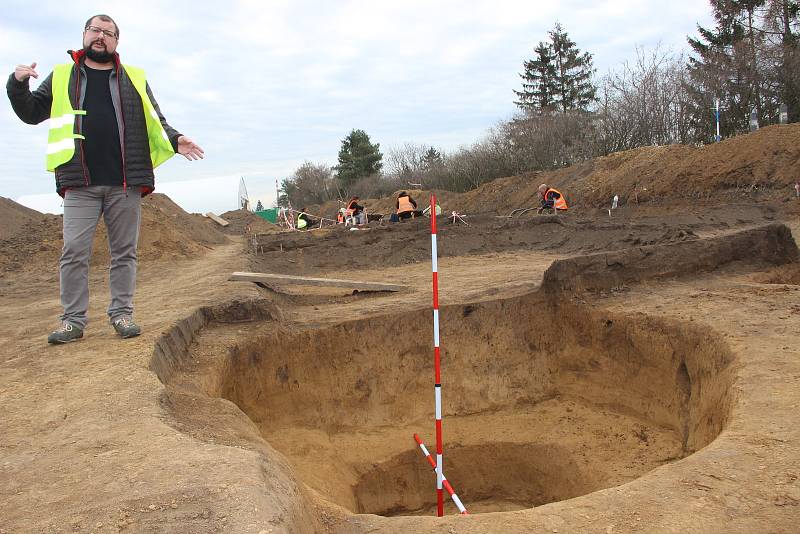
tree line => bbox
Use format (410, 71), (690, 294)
(278, 0), (799, 208)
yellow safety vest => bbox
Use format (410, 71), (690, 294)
(46, 63), (175, 171)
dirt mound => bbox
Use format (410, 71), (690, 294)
(274, 126), (798, 222)
(219, 209), (282, 235)
(0, 193), (228, 273)
(143, 193), (228, 247)
(555, 124), (800, 207)
(445, 124), (800, 214)
(0, 196), (48, 240)
(541, 223), (799, 294)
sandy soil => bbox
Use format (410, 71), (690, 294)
(2, 128), (800, 533)
(0, 214), (797, 533)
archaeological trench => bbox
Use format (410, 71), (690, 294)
(150, 223), (797, 530)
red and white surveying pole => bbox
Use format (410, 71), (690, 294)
(414, 433), (468, 514)
(430, 194), (445, 517)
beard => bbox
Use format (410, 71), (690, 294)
(84, 42), (114, 63)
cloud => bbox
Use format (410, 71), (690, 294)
(2, 0), (715, 214)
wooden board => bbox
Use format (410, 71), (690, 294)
(229, 272), (404, 292)
(205, 212), (230, 226)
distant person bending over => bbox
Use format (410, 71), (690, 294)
(346, 196), (365, 225)
(537, 183), (568, 212)
(297, 209), (309, 230)
(7, 14), (204, 344)
(296, 208), (317, 230)
(396, 191), (417, 220)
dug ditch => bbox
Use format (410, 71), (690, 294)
(155, 294), (736, 517)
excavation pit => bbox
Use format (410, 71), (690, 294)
(170, 293), (736, 517)
(355, 438), (613, 516)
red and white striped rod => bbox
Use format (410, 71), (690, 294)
(413, 433), (468, 514)
(430, 194), (444, 517)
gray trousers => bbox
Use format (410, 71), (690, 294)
(60, 186), (142, 329)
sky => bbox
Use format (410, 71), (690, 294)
(1, 0), (715, 214)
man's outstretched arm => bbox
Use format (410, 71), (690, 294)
(7, 62), (53, 125)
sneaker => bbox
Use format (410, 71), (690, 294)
(111, 316), (141, 339)
(47, 321), (84, 344)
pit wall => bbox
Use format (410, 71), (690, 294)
(217, 292), (735, 453)
(147, 299), (327, 534)
(546, 301), (734, 452)
(150, 299), (281, 386)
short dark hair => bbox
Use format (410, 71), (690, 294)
(85, 14), (119, 37)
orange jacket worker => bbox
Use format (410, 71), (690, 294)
(396, 191), (417, 220)
(537, 183), (568, 211)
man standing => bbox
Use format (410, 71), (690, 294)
(7, 14), (204, 344)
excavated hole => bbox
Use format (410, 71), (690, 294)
(187, 294), (735, 517)
(354, 442), (598, 516)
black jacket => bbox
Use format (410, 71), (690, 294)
(6, 49), (181, 196)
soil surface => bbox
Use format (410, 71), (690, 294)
(2, 127), (800, 533)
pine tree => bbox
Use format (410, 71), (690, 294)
(514, 41), (558, 112)
(686, 0), (772, 139)
(515, 25), (595, 113)
(421, 146), (443, 169)
(278, 177), (295, 207)
(549, 23), (597, 113)
(335, 129), (383, 190)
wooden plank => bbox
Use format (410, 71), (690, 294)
(205, 212), (230, 227)
(229, 272), (405, 292)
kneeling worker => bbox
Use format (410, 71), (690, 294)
(297, 208), (316, 230)
(396, 191), (417, 220)
(537, 183), (568, 212)
(345, 196), (365, 225)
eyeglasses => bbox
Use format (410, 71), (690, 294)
(85, 25), (117, 39)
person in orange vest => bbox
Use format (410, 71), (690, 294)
(396, 191), (418, 220)
(345, 196), (364, 225)
(537, 183), (568, 212)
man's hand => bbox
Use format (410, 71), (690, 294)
(177, 136), (204, 161)
(14, 62), (39, 82)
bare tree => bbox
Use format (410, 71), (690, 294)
(504, 111), (594, 169)
(595, 45), (695, 152)
(385, 143), (431, 181)
(281, 161), (337, 207)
